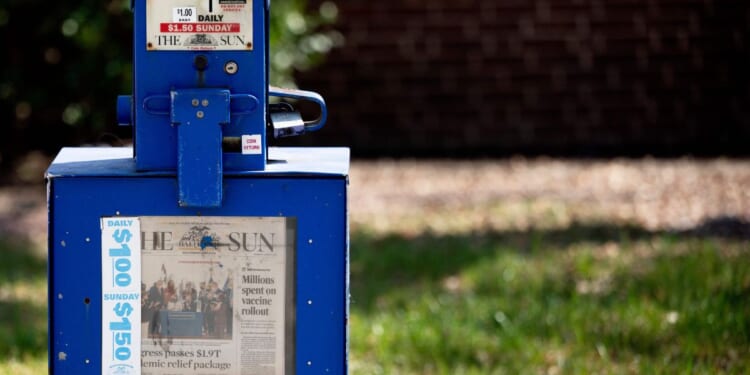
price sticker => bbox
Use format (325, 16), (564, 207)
(173, 7), (197, 22)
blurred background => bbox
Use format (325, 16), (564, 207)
(297, 0), (750, 158)
(2, 0), (750, 373)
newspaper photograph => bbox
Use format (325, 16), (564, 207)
(139, 216), (295, 375)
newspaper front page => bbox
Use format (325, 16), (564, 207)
(139, 216), (295, 375)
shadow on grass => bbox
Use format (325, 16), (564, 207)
(0, 237), (47, 360)
(351, 216), (750, 311)
(350, 217), (750, 369)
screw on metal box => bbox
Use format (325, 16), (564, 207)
(224, 61), (239, 74)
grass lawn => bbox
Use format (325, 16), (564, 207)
(0, 239), (47, 375)
(349, 225), (750, 374)
(2, 225), (749, 374)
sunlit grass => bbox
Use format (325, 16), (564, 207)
(0, 239), (47, 374)
(0, 357), (47, 375)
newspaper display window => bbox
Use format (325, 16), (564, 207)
(139, 216), (295, 375)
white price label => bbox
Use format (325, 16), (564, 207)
(101, 217), (142, 375)
(173, 7), (197, 22)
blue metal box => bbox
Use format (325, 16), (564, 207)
(46, 147), (349, 374)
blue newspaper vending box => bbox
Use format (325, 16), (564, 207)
(46, 1), (348, 374)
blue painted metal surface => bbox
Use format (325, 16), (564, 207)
(112, 0), (333, 208)
(129, 0), (268, 172)
(172, 88), (230, 207)
(119, 0), (330, 174)
(47, 147), (350, 374)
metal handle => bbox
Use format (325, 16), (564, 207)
(268, 86), (328, 133)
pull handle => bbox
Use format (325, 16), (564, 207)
(268, 86), (328, 133)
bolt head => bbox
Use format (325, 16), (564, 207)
(224, 61), (239, 75)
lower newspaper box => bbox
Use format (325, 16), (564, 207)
(48, 147), (349, 375)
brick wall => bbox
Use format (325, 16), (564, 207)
(289, 0), (750, 156)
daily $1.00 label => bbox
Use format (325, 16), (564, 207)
(147, 0), (253, 51)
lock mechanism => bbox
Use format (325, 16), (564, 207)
(269, 86), (328, 138)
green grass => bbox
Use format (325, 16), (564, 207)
(2, 223), (750, 374)
(0, 239), (47, 374)
(349, 224), (750, 374)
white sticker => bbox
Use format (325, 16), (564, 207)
(101, 217), (141, 375)
(173, 7), (197, 23)
(241, 134), (262, 154)
(147, 0), (253, 51)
